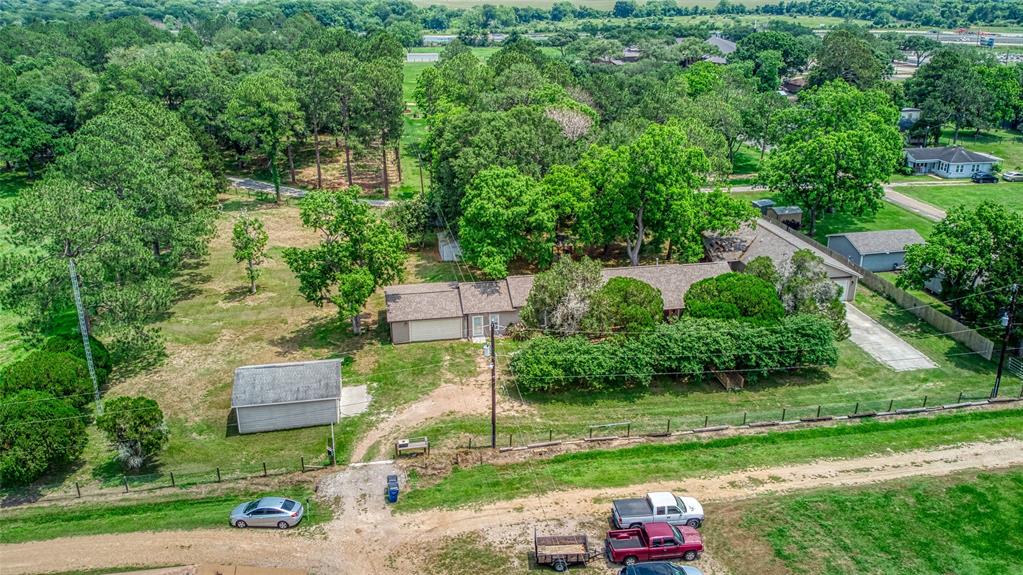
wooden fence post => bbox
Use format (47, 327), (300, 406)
(742, 412), (747, 426)
(816, 405), (822, 418)
(703, 415), (708, 428)
(123, 476), (129, 493)
(854, 402), (859, 415)
(958, 391), (964, 402)
(888, 399), (894, 412)
(170, 472), (175, 487)
(75, 481), (81, 498)
(301, 456), (305, 472)
(922, 395), (928, 408)
(781, 408), (786, 421)
(626, 423), (631, 438)
(216, 467), (221, 482)
(263, 462), (267, 477)
(666, 419), (671, 434)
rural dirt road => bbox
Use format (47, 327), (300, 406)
(5, 439), (1023, 575)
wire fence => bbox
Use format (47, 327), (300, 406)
(459, 384), (1023, 451)
(1, 450), (337, 507)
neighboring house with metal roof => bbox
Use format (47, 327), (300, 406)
(905, 146), (1001, 178)
(231, 360), (342, 434)
(384, 263), (734, 344)
(826, 229), (925, 272)
(705, 218), (862, 301)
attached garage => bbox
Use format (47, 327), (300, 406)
(384, 281), (464, 344)
(409, 317), (463, 341)
(831, 276), (856, 302)
(231, 359), (342, 435)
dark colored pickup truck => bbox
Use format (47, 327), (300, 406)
(605, 522), (703, 566)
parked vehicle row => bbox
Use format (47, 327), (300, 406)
(535, 491), (708, 573)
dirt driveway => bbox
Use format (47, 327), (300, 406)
(4, 439), (1022, 575)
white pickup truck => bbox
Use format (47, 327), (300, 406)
(611, 492), (705, 529)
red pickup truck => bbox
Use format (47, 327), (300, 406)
(605, 522), (703, 566)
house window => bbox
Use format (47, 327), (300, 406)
(471, 315), (484, 337)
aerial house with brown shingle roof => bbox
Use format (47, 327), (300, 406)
(383, 263), (734, 344)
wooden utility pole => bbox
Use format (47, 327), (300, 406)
(490, 318), (497, 449)
(992, 283), (1019, 399)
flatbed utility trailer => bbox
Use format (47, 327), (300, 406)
(534, 532), (600, 572)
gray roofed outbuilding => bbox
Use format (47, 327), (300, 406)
(231, 359), (343, 434)
(232, 359), (341, 407)
(827, 229), (924, 255)
(384, 282), (461, 322)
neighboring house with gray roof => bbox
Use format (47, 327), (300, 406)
(827, 229), (925, 272)
(705, 218), (862, 301)
(231, 359), (342, 434)
(905, 146), (1001, 178)
(705, 33), (736, 54)
(384, 263), (734, 344)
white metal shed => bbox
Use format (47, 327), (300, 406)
(231, 359), (342, 434)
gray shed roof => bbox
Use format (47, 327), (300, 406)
(769, 206), (803, 215)
(751, 199), (775, 208)
(459, 281), (514, 314)
(905, 146), (1001, 164)
(827, 229), (925, 256)
(232, 359), (341, 408)
(602, 262), (732, 310)
(385, 282), (462, 322)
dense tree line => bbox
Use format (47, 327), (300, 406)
(3, 0), (1020, 31)
(0, 15), (408, 348)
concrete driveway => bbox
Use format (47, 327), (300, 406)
(845, 304), (937, 372)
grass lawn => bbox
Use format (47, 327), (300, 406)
(17, 192), (474, 495)
(876, 271), (951, 315)
(403, 285), (1004, 450)
(707, 469), (1023, 575)
(731, 145), (762, 175)
(939, 127), (1023, 171)
(730, 190), (935, 246)
(396, 408), (1023, 511)
(0, 485), (328, 544)
(898, 181), (1023, 214)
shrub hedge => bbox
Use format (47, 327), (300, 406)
(510, 315), (838, 392)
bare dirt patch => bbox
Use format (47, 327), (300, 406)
(8, 440), (1022, 575)
(350, 354), (534, 462)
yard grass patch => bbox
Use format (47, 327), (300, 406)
(0, 486), (328, 544)
(730, 190), (935, 244)
(898, 181), (1023, 214)
(396, 408), (1023, 511)
(705, 469), (1023, 575)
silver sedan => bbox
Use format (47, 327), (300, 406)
(229, 496), (304, 529)
(1002, 171), (1023, 182)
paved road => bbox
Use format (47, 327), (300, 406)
(846, 303), (937, 372)
(884, 188), (948, 221)
(227, 177), (395, 207)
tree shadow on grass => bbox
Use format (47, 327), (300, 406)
(269, 313), (383, 358)
(221, 285), (253, 304)
(874, 305), (994, 373)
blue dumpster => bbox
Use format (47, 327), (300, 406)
(386, 474), (400, 503)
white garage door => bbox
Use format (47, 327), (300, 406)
(409, 317), (462, 342)
(833, 278), (854, 302)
